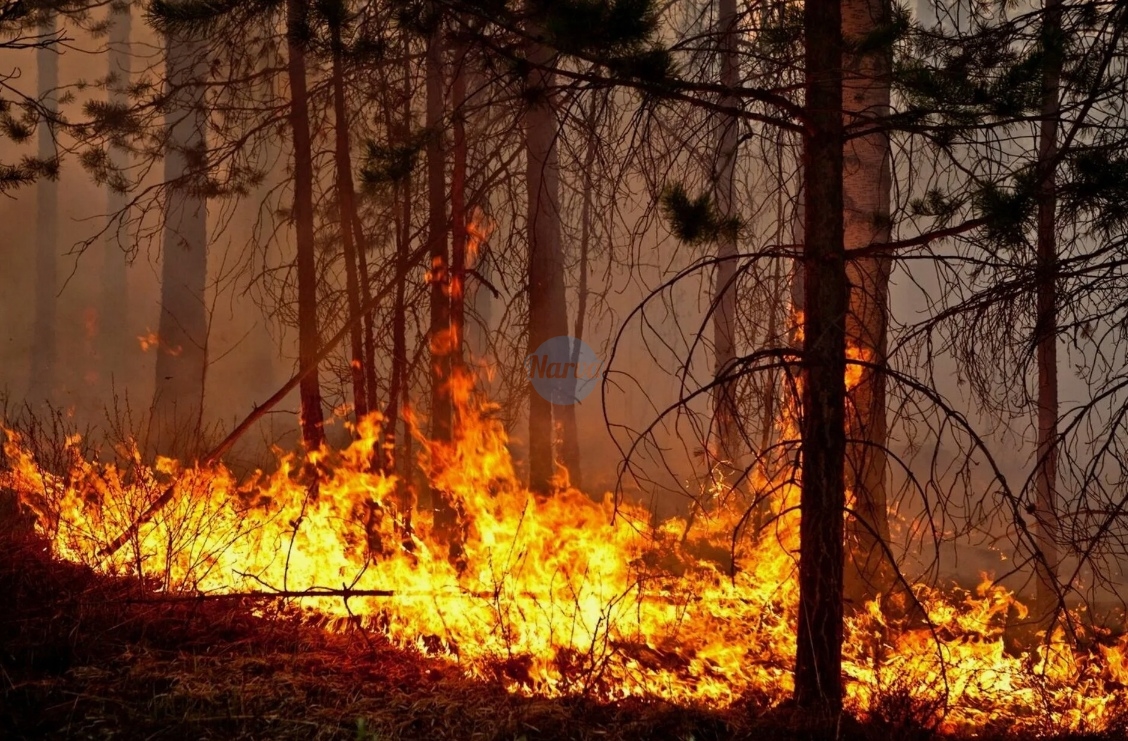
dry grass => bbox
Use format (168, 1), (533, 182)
(0, 534), (746, 740)
(1, 534), (1122, 741)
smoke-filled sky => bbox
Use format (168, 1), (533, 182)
(1, 3), (1123, 608)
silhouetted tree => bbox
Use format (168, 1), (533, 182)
(151, 18), (208, 456)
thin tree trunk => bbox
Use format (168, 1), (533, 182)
(789, 167), (805, 346)
(103, 3), (131, 393)
(389, 134), (412, 527)
(712, 0), (742, 470)
(759, 256), (783, 459)
(382, 41), (413, 476)
(564, 93), (599, 492)
(30, 12), (58, 404)
(794, 0), (846, 712)
(426, 18), (460, 550)
(426, 21), (451, 446)
(841, 0), (895, 609)
(286, 0), (326, 451)
(552, 80), (581, 490)
(347, 151), (377, 417)
(525, 38), (572, 494)
(1034, 0), (1063, 628)
(354, 208), (378, 416)
(152, 29), (208, 458)
(329, 20), (368, 425)
(759, 129), (791, 473)
(450, 43), (468, 397)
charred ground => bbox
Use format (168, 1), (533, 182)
(0, 534), (1121, 741)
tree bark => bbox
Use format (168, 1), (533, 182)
(712, 0), (742, 470)
(102, 3), (132, 393)
(552, 74), (581, 496)
(286, 0), (326, 451)
(525, 38), (573, 494)
(152, 28), (208, 458)
(794, 0), (847, 712)
(382, 38), (414, 476)
(356, 222), (379, 416)
(425, 17), (462, 550)
(30, 12), (58, 404)
(388, 126), (411, 500)
(329, 19), (369, 425)
(842, 0), (895, 608)
(450, 43), (468, 395)
(565, 93), (600, 493)
(1033, 0), (1063, 628)
(426, 20), (452, 447)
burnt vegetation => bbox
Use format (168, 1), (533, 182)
(3, 0), (1128, 738)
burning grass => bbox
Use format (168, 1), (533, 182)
(2, 534), (1125, 741)
(4, 376), (1128, 737)
(0, 533), (734, 740)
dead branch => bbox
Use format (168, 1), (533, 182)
(99, 241), (431, 560)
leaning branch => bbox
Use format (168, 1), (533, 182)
(122, 587), (768, 605)
(846, 217), (989, 258)
(125, 588), (398, 602)
(99, 242), (431, 559)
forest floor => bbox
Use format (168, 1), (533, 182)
(0, 534), (1118, 741)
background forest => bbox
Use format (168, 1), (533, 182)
(3, 0), (1128, 732)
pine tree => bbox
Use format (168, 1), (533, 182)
(151, 21), (208, 457)
(794, 0), (847, 711)
(30, 10), (59, 405)
(287, 0), (327, 451)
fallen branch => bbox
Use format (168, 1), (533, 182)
(120, 587), (769, 606)
(99, 243), (431, 560)
(122, 588), (399, 602)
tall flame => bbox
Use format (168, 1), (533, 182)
(3, 368), (1127, 733)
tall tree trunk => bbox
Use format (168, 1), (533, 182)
(712, 0), (742, 470)
(1033, 0), (1063, 628)
(525, 39), (573, 494)
(356, 222), (379, 416)
(794, 0), (846, 712)
(329, 20), (369, 425)
(426, 18), (461, 550)
(151, 29), (208, 458)
(102, 2), (131, 392)
(759, 252), (783, 464)
(565, 93), (600, 493)
(388, 121), (412, 514)
(551, 77), (581, 494)
(841, 0), (895, 609)
(382, 40), (413, 476)
(426, 21), (451, 446)
(758, 127), (794, 478)
(286, 0), (326, 451)
(350, 133), (377, 418)
(450, 44), (468, 397)
(352, 69), (379, 423)
(30, 13), (58, 404)
(789, 166), (805, 347)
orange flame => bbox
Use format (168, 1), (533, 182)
(138, 330), (182, 356)
(466, 206), (492, 268)
(2, 367), (1126, 732)
(137, 330), (159, 352)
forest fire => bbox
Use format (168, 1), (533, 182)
(4, 371), (1127, 736)
(7, 0), (1128, 737)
